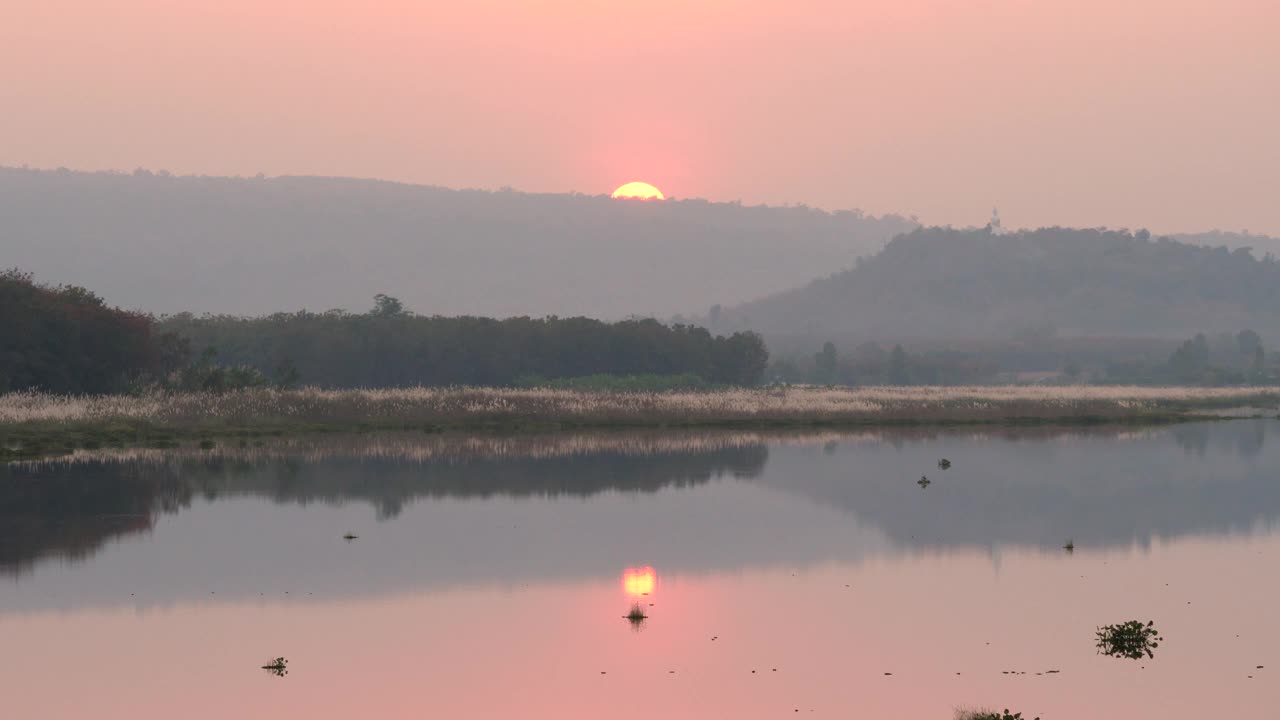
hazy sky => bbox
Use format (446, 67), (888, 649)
(4, 0), (1277, 233)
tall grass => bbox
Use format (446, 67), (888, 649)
(0, 385), (1275, 429)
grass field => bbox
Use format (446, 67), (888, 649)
(2, 385), (1277, 460)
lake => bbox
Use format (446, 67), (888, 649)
(2, 422), (1277, 718)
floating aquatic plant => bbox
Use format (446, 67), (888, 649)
(624, 603), (648, 629)
(261, 657), (288, 676)
(956, 710), (1038, 720)
(1096, 620), (1162, 660)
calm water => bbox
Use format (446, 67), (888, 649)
(2, 423), (1278, 718)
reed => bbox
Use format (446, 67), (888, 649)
(1, 385), (1274, 460)
(2, 385), (1274, 427)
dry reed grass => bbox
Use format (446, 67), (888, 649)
(1, 385), (1275, 430)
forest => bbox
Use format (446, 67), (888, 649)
(0, 270), (769, 393)
(159, 300), (769, 389)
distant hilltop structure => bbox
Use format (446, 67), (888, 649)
(988, 207), (1006, 235)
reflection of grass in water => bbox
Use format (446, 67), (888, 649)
(624, 603), (648, 629)
(261, 657), (288, 676)
(956, 710), (1038, 720)
(1096, 620), (1162, 660)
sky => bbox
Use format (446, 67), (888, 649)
(3, 0), (1278, 234)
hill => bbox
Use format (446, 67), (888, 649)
(0, 167), (914, 318)
(717, 226), (1280, 341)
(1171, 230), (1280, 259)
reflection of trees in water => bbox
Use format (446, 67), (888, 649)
(1236, 419), (1266, 459)
(757, 420), (1280, 552)
(5, 422), (1278, 576)
(0, 433), (770, 575)
(1174, 419), (1266, 459)
(196, 445), (769, 520)
(1173, 424), (1211, 456)
(0, 464), (192, 576)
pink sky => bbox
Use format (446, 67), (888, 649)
(3, 0), (1277, 233)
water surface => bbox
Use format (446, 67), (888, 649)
(2, 423), (1277, 718)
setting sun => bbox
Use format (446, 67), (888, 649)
(611, 182), (665, 200)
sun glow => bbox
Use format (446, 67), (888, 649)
(622, 566), (657, 596)
(611, 181), (665, 200)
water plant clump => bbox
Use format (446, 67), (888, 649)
(261, 657), (288, 676)
(956, 710), (1039, 720)
(938, 458), (952, 469)
(1096, 620), (1162, 660)
(1063, 539), (1075, 552)
(624, 603), (648, 628)
(918, 475), (931, 488)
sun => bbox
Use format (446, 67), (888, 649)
(611, 181), (665, 200)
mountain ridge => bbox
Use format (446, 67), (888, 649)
(0, 166), (914, 318)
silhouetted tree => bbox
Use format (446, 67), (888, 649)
(371, 294), (405, 318)
(1168, 333), (1211, 380)
(813, 342), (838, 384)
(888, 344), (910, 385)
(1237, 329), (1262, 358)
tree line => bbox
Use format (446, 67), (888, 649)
(768, 341), (1000, 386)
(770, 330), (1275, 387)
(1104, 330), (1272, 385)
(159, 300), (769, 389)
(0, 270), (769, 393)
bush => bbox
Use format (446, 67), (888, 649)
(0, 269), (155, 393)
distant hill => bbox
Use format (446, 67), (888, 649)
(0, 167), (914, 318)
(717, 226), (1280, 340)
(1171, 230), (1280, 259)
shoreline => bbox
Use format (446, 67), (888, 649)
(3, 385), (1278, 461)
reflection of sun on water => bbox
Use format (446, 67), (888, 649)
(622, 566), (657, 596)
